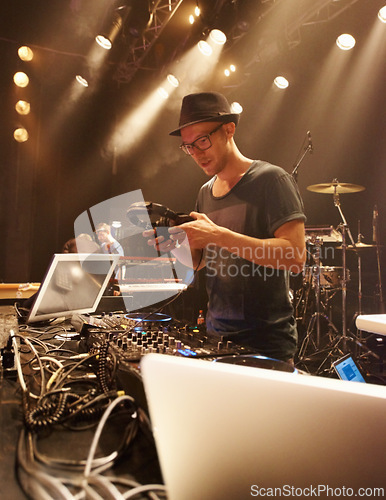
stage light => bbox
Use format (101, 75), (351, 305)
(15, 100), (31, 115)
(336, 34), (356, 50)
(209, 29), (227, 45)
(378, 6), (386, 23)
(189, 14), (195, 24)
(18, 46), (34, 61)
(96, 8), (124, 50)
(274, 76), (289, 89)
(197, 40), (212, 56)
(13, 71), (29, 88)
(167, 74), (179, 87)
(75, 74), (89, 87)
(14, 127), (29, 143)
(224, 69), (230, 77)
(195, 6), (200, 17)
(231, 102), (243, 114)
(230, 64), (236, 72)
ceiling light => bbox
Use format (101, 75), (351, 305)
(336, 34), (356, 50)
(167, 74), (179, 87)
(224, 69), (230, 77)
(197, 40), (212, 56)
(231, 102), (243, 114)
(15, 100), (31, 115)
(209, 29), (227, 45)
(274, 76), (289, 89)
(230, 64), (236, 72)
(194, 6), (200, 17)
(75, 74), (89, 87)
(18, 46), (34, 61)
(378, 6), (386, 23)
(189, 14), (195, 24)
(14, 127), (29, 143)
(13, 72), (29, 87)
(96, 9), (124, 50)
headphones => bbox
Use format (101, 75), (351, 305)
(127, 201), (194, 229)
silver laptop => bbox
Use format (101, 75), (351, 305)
(27, 253), (119, 323)
(141, 354), (386, 500)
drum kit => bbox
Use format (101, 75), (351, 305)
(295, 179), (384, 374)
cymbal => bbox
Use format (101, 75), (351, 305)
(307, 182), (365, 194)
(337, 242), (380, 250)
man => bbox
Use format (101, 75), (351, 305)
(145, 92), (306, 362)
(96, 222), (125, 281)
(95, 223), (124, 256)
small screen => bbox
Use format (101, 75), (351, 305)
(27, 254), (118, 323)
(333, 355), (366, 383)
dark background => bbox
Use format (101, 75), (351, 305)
(0, 0), (385, 316)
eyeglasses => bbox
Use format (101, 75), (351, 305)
(179, 123), (224, 156)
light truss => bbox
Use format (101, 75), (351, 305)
(114, 0), (184, 84)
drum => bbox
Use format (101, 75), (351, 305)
(303, 266), (350, 289)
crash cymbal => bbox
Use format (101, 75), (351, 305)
(307, 182), (365, 194)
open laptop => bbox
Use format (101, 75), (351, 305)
(333, 353), (367, 383)
(141, 354), (386, 500)
(27, 253), (119, 323)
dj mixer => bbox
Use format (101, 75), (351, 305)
(75, 311), (259, 366)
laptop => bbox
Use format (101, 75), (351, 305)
(140, 354), (386, 500)
(27, 253), (119, 323)
(333, 353), (367, 383)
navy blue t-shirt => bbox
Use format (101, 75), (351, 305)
(196, 160), (306, 360)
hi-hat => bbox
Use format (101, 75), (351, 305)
(337, 241), (380, 250)
(307, 182), (365, 194)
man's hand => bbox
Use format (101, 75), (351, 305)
(169, 212), (220, 249)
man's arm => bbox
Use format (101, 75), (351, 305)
(169, 212), (306, 274)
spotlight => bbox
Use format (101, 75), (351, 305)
(13, 71), (29, 88)
(274, 76), (289, 89)
(167, 74), (179, 87)
(15, 100), (31, 115)
(75, 74), (89, 87)
(378, 6), (386, 23)
(18, 46), (34, 61)
(96, 8), (125, 50)
(336, 34), (356, 50)
(224, 69), (230, 77)
(14, 127), (29, 143)
(209, 29), (227, 45)
(231, 102), (243, 114)
(189, 14), (195, 25)
(197, 40), (213, 56)
(194, 6), (200, 17)
(230, 64), (236, 72)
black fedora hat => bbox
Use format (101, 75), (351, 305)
(169, 91), (240, 136)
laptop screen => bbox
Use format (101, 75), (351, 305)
(333, 354), (366, 383)
(140, 354), (385, 500)
(27, 253), (119, 323)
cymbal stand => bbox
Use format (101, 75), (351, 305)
(373, 206), (385, 313)
(297, 237), (340, 363)
(316, 184), (365, 369)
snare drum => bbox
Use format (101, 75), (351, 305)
(303, 266), (350, 289)
(319, 266), (349, 289)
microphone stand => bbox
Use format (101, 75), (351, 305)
(291, 132), (313, 182)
